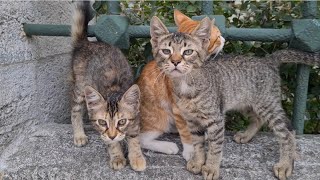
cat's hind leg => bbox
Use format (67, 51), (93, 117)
(139, 131), (179, 155)
(254, 102), (295, 180)
(234, 106), (265, 144)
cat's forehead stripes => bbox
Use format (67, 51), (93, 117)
(107, 100), (119, 118)
(171, 32), (187, 44)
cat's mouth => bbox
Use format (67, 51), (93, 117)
(169, 68), (184, 77)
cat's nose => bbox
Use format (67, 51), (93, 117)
(171, 60), (181, 66)
(109, 135), (116, 140)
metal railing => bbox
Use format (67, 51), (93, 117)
(23, 1), (320, 135)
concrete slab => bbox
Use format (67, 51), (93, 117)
(0, 123), (319, 180)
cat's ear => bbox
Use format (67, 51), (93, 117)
(211, 18), (216, 25)
(191, 17), (211, 49)
(84, 86), (105, 111)
(174, 9), (192, 27)
(150, 16), (169, 47)
(119, 84), (140, 114)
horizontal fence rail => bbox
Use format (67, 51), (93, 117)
(23, 24), (293, 42)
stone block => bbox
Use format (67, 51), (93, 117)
(1, 124), (319, 180)
(35, 53), (72, 124)
(0, 63), (37, 153)
(0, 1), (72, 65)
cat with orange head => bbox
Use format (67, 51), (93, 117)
(137, 10), (225, 160)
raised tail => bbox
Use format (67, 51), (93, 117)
(71, 1), (91, 45)
(269, 49), (320, 66)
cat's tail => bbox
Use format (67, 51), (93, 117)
(71, 1), (91, 45)
(269, 49), (320, 66)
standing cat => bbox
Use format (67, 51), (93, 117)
(150, 16), (319, 180)
(137, 10), (225, 161)
(70, 1), (146, 171)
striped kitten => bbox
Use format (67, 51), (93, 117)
(70, 1), (146, 171)
(137, 10), (224, 161)
(150, 16), (319, 180)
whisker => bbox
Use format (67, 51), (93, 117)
(190, 73), (195, 87)
(153, 70), (165, 87)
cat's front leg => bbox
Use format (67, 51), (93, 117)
(186, 124), (206, 174)
(107, 142), (126, 170)
(202, 116), (224, 180)
(127, 136), (146, 171)
(71, 91), (88, 146)
(172, 105), (193, 161)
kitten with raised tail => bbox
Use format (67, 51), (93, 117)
(150, 16), (319, 180)
(137, 10), (225, 161)
(70, 1), (146, 171)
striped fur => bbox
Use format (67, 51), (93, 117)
(70, 1), (145, 171)
(138, 11), (225, 161)
(150, 16), (319, 180)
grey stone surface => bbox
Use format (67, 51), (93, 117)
(0, 1), (74, 146)
(0, 63), (37, 154)
(1, 123), (319, 180)
(36, 53), (72, 124)
(0, 1), (74, 166)
(0, 1), (72, 65)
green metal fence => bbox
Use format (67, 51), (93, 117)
(23, 1), (320, 135)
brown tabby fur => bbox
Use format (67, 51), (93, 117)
(70, 1), (145, 171)
(150, 15), (319, 180)
(138, 10), (225, 160)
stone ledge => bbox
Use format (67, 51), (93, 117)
(0, 123), (319, 180)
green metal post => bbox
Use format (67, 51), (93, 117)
(292, 1), (318, 135)
(202, 1), (213, 15)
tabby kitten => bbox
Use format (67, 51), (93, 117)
(137, 10), (225, 161)
(70, 1), (146, 171)
(150, 16), (319, 180)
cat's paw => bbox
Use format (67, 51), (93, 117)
(74, 134), (88, 146)
(187, 159), (203, 174)
(161, 142), (179, 154)
(202, 165), (220, 180)
(273, 160), (293, 180)
(110, 157), (127, 170)
(130, 156), (146, 171)
(182, 143), (194, 161)
(233, 131), (252, 144)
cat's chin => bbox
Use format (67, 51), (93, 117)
(168, 69), (185, 78)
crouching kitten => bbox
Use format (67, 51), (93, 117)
(70, 1), (146, 171)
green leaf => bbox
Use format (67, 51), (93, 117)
(282, 14), (292, 22)
(187, 5), (197, 13)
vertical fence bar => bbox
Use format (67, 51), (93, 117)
(107, 1), (121, 15)
(202, 1), (213, 15)
(292, 1), (318, 135)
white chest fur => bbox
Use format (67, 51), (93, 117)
(179, 80), (191, 95)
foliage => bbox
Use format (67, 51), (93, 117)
(93, 1), (320, 134)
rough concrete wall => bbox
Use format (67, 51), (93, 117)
(0, 1), (73, 153)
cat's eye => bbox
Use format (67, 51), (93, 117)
(98, 119), (107, 126)
(162, 49), (171, 55)
(183, 49), (194, 56)
(118, 119), (127, 126)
